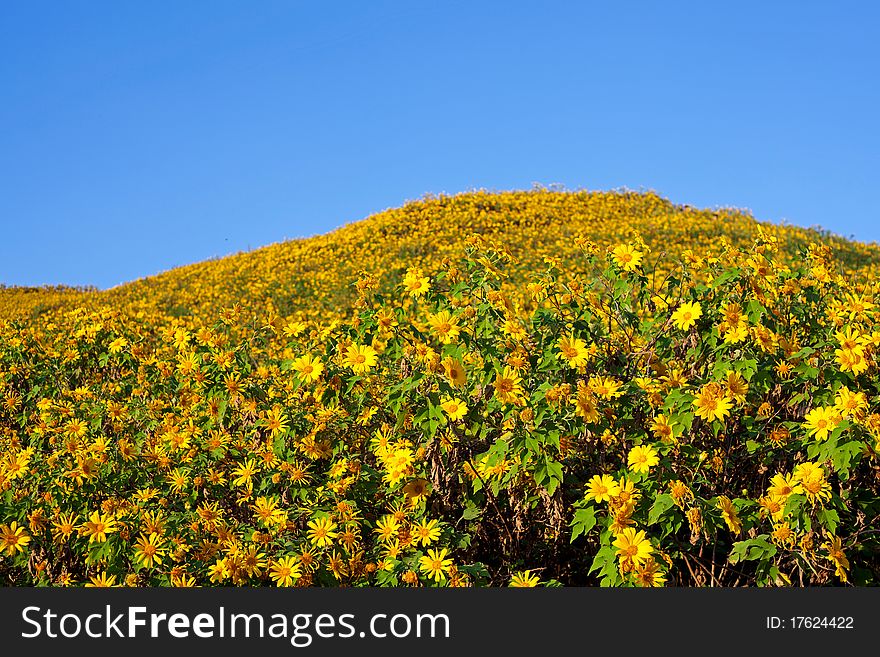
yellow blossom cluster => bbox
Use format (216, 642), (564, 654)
(1, 190), (879, 587)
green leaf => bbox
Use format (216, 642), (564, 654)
(543, 457), (564, 496)
(461, 504), (481, 521)
(784, 493), (806, 516)
(729, 535), (777, 564)
(832, 440), (864, 480)
(709, 268), (741, 289)
(815, 508), (840, 534)
(648, 493), (675, 525)
(570, 506), (597, 542)
(589, 544), (616, 576)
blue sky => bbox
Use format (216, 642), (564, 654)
(1, 1), (878, 289)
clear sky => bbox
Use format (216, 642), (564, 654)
(2, 1), (878, 289)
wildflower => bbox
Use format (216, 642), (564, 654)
(650, 414), (676, 443)
(374, 516), (400, 543)
(0, 521), (30, 556)
(716, 496), (742, 534)
(822, 535), (850, 583)
(669, 480), (693, 509)
(79, 512), (117, 543)
(291, 354), (324, 383)
(671, 302), (702, 330)
(439, 396), (467, 421)
(633, 559), (666, 587)
(574, 382), (599, 423)
(133, 533), (166, 568)
(627, 445), (659, 474)
(403, 478), (430, 504)
(85, 572), (118, 587)
(307, 517), (338, 548)
(419, 548), (453, 583)
(413, 519), (441, 547)
(557, 335), (590, 368)
(51, 512), (79, 543)
(402, 269), (430, 297)
(834, 386), (867, 419)
(108, 337), (128, 353)
(269, 556), (302, 587)
(509, 570), (541, 587)
(427, 310), (460, 344)
(441, 357), (467, 387)
(493, 367), (524, 405)
(344, 343), (378, 374)
(692, 383), (733, 423)
(612, 528), (653, 566)
(611, 244), (644, 271)
(231, 459), (259, 489)
(803, 406), (839, 441)
(588, 376), (623, 399)
(794, 462), (832, 505)
(585, 474), (620, 503)
(835, 346), (869, 375)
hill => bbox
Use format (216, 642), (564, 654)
(3, 189), (878, 326)
(1, 189), (879, 588)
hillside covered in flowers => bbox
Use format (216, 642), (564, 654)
(1, 189), (879, 587)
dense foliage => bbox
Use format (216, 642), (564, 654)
(1, 191), (879, 587)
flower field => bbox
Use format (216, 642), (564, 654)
(1, 189), (879, 587)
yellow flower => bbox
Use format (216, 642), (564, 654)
(612, 528), (653, 566)
(822, 535), (850, 583)
(557, 334), (590, 368)
(650, 414), (676, 443)
(835, 346), (869, 375)
(671, 301), (702, 330)
(307, 517), (338, 548)
(263, 406), (289, 438)
(402, 269), (430, 297)
(133, 533), (166, 568)
(441, 356), (467, 387)
(716, 496), (742, 533)
(79, 511), (118, 544)
(794, 462), (832, 505)
(419, 548), (453, 583)
(439, 396), (467, 421)
(344, 343), (378, 374)
(692, 383), (733, 423)
(291, 354), (324, 383)
(427, 310), (460, 344)
(627, 445), (659, 474)
(251, 496), (287, 527)
(51, 512), (79, 543)
(584, 474), (620, 503)
(269, 555), (302, 587)
(413, 518), (441, 547)
(403, 478), (431, 504)
(374, 515), (400, 543)
(767, 473), (803, 500)
(231, 459), (259, 489)
(493, 366), (524, 405)
(611, 244), (644, 271)
(0, 521), (31, 556)
(108, 337), (128, 353)
(574, 383), (599, 423)
(834, 386), (867, 419)
(85, 572), (119, 587)
(634, 559), (666, 587)
(509, 570), (541, 587)
(803, 406), (839, 441)
(588, 375), (623, 399)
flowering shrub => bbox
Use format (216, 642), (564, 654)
(1, 191), (879, 586)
